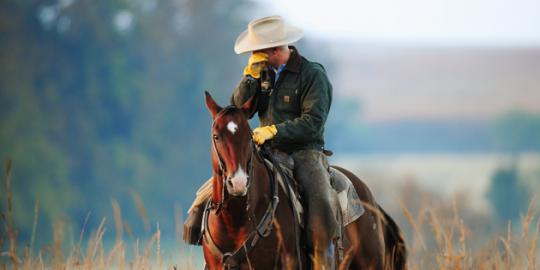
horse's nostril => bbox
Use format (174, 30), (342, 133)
(227, 179), (233, 186)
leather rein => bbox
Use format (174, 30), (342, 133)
(203, 106), (280, 269)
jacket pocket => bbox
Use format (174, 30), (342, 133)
(276, 86), (300, 114)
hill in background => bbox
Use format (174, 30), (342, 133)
(322, 43), (540, 153)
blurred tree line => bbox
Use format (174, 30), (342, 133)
(487, 110), (540, 224)
(0, 0), (254, 243)
(491, 110), (540, 153)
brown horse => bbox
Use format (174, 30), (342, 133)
(202, 91), (407, 270)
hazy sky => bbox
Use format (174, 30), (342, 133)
(255, 0), (540, 46)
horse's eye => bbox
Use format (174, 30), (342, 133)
(213, 134), (219, 140)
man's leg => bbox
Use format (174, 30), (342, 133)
(183, 177), (213, 245)
(291, 150), (340, 269)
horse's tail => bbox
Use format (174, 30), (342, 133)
(378, 204), (407, 270)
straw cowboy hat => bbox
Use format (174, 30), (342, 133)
(234, 16), (304, 54)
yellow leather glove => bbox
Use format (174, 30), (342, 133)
(243, 52), (268, 79)
(252, 125), (278, 145)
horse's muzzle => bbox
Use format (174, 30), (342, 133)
(225, 167), (249, 197)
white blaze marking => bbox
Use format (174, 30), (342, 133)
(227, 121), (238, 134)
(229, 165), (248, 195)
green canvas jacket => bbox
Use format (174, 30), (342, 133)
(230, 47), (333, 153)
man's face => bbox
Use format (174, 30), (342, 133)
(256, 48), (280, 68)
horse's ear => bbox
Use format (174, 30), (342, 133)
(205, 91), (222, 119)
(241, 95), (257, 118)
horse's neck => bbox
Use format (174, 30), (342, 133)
(211, 172), (225, 206)
(247, 155), (272, 216)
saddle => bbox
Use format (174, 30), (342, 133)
(267, 150), (365, 228)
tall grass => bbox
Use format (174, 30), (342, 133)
(0, 160), (197, 269)
(396, 180), (539, 270)
(1, 160), (539, 269)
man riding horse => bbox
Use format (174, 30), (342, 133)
(185, 15), (340, 268)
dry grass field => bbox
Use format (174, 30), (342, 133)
(394, 182), (539, 270)
(1, 159), (539, 270)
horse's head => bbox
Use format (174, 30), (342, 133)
(205, 91), (256, 197)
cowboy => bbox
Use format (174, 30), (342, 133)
(185, 16), (340, 268)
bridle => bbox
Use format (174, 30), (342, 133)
(203, 105), (280, 269)
(210, 106), (255, 213)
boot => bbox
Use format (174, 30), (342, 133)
(183, 177), (214, 245)
(183, 203), (205, 245)
(311, 242), (336, 270)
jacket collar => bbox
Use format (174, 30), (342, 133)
(284, 46), (301, 73)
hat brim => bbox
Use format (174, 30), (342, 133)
(234, 25), (303, 54)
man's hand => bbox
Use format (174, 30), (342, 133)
(243, 52), (268, 79)
(252, 125), (277, 145)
